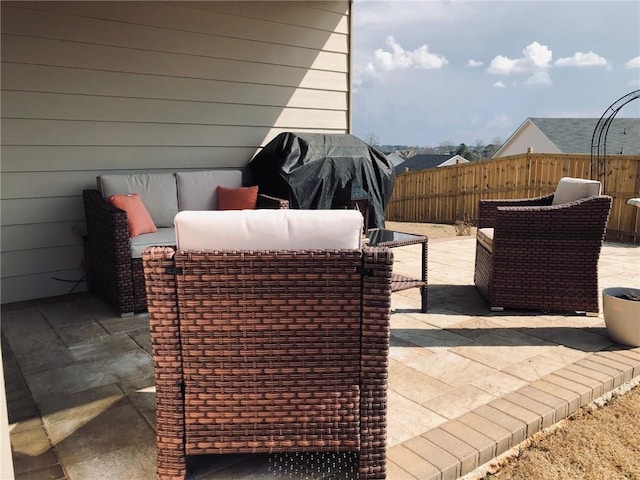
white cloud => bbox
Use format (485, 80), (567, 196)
(524, 71), (553, 87)
(352, 62), (378, 91)
(523, 42), (553, 68)
(493, 81), (506, 88)
(625, 56), (640, 69)
(373, 36), (448, 71)
(487, 114), (511, 129)
(467, 59), (483, 67)
(487, 41), (552, 75)
(488, 55), (524, 75)
(555, 51), (607, 67)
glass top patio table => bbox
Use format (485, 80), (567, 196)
(366, 228), (428, 312)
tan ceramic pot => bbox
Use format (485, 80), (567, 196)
(603, 287), (640, 347)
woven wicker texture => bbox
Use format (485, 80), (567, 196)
(474, 194), (612, 313)
(83, 189), (288, 316)
(143, 246), (393, 479)
(83, 189), (135, 314)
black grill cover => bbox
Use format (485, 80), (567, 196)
(248, 133), (395, 229)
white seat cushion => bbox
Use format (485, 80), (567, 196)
(552, 177), (601, 205)
(477, 227), (494, 252)
(174, 209), (363, 251)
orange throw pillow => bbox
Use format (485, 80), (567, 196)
(108, 193), (158, 237)
(217, 185), (259, 210)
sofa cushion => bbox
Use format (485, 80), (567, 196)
(174, 209), (363, 251)
(217, 185), (259, 210)
(108, 193), (157, 237)
(98, 173), (178, 227)
(552, 177), (601, 205)
(129, 227), (176, 258)
(477, 228), (494, 253)
(176, 169), (243, 211)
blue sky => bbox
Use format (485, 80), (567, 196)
(351, 0), (640, 146)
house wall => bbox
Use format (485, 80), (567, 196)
(495, 123), (561, 157)
(1, 1), (351, 304)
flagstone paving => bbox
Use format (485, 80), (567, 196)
(3, 237), (639, 479)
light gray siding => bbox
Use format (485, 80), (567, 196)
(1, 1), (351, 303)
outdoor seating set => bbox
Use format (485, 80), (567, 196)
(83, 175), (396, 479)
(83, 171), (610, 479)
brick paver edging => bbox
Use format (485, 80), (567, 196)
(388, 347), (640, 480)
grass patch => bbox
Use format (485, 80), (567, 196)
(485, 384), (640, 479)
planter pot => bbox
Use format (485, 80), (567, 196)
(602, 287), (640, 347)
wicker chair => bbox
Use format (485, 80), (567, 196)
(474, 177), (612, 315)
(142, 210), (393, 479)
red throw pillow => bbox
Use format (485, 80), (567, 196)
(108, 193), (157, 237)
(217, 185), (259, 210)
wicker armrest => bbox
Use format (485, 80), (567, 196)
(256, 192), (289, 209)
(83, 189), (130, 250)
(493, 195), (612, 241)
(477, 193), (554, 228)
(82, 189), (134, 313)
(360, 246), (393, 478)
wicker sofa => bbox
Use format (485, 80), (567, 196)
(143, 209), (393, 479)
(83, 169), (288, 316)
(474, 177), (612, 315)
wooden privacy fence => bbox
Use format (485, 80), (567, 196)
(387, 153), (640, 244)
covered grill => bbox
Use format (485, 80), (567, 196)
(248, 132), (396, 229)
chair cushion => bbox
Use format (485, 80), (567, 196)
(477, 227), (494, 252)
(108, 193), (157, 238)
(552, 177), (601, 205)
(98, 173), (178, 227)
(129, 227), (176, 258)
(217, 185), (259, 210)
(174, 209), (363, 251)
(176, 169), (243, 211)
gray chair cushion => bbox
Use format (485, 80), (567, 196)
(176, 170), (243, 211)
(129, 228), (176, 258)
(98, 173), (178, 228)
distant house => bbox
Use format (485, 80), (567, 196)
(493, 117), (640, 157)
(395, 153), (468, 174)
(437, 154), (469, 167)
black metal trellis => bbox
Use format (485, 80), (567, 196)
(590, 89), (640, 194)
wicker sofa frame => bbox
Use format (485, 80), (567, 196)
(143, 245), (393, 479)
(82, 189), (288, 316)
(474, 193), (612, 314)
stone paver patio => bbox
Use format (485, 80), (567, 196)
(3, 236), (640, 479)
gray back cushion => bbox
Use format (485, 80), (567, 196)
(176, 170), (243, 211)
(97, 173), (178, 228)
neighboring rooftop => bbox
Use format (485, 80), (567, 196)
(395, 154), (454, 174)
(494, 117), (640, 157)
